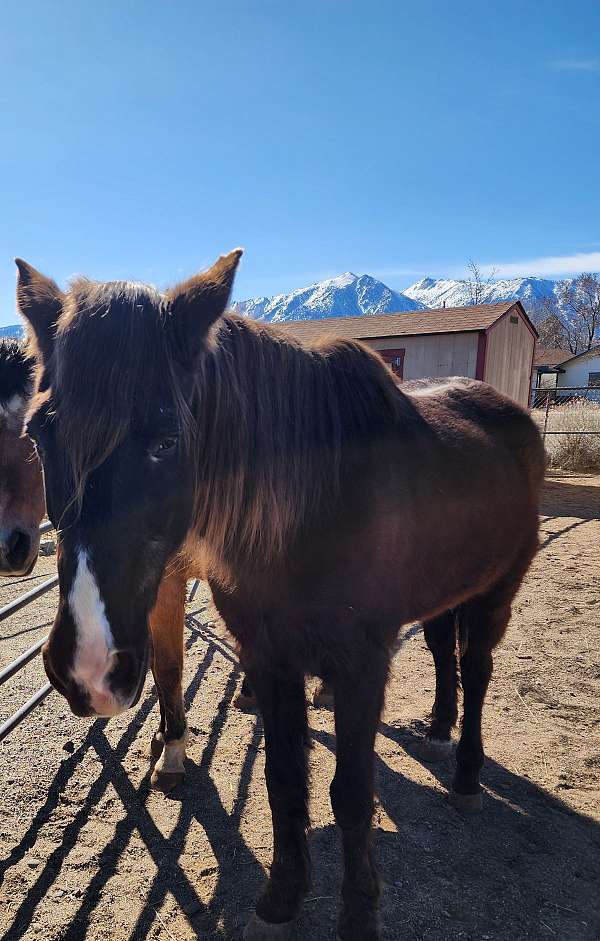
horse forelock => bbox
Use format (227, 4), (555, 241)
(49, 279), (182, 509)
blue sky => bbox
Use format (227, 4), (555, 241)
(1, 0), (599, 325)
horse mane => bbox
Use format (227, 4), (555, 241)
(0, 339), (33, 404)
(192, 315), (407, 566)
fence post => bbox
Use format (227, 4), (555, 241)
(542, 390), (551, 446)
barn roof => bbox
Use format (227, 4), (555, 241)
(276, 301), (528, 343)
(533, 346), (572, 368)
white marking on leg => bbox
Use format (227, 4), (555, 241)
(154, 726), (189, 776)
(69, 548), (121, 716)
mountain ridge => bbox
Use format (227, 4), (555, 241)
(403, 275), (560, 310)
(232, 272), (561, 324)
(231, 272), (425, 322)
(0, 324), (24, 340)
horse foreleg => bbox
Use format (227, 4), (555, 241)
(243, 666), (310, 940)
(149, 565), (188, 791)
(330, 643), (389, 941)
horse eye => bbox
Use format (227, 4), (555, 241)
(149, 436), (178, 459)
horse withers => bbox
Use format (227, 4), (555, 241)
(0, 339), (45, 575)
(17, 253), (545, 941)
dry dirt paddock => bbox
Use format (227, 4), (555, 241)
(0, 474), (599, 941)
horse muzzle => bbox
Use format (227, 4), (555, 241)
(0, 527), (39, 576)
(43, 641), (150, 719)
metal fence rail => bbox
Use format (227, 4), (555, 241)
(0, 574), (59, 622)
(530, 385), (600, 446)
(0, 531), (202, 743)
(0, 522), (58, 742)
(531, 384), (600, 409)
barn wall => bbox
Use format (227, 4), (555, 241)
(557, 353), (600, 390)
(367, 333), (479, 380)
(484, 312), (535, 407)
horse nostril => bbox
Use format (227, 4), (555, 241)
(6, 530), (31, 568)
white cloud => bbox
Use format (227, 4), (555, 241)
(480, 252), (600, 279)
(552, 57), (600, 73)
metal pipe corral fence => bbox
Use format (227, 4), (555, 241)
(0, 529), (202, 744)
(0, 522), (58, 742)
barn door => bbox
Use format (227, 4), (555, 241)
(381, 348), (405, 379)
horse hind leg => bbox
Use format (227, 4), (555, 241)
(418, 610), (459, 762)
(450, 560), (529, 813)
(148, 566), (188, 792)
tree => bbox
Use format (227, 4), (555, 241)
(465, 259), (498, 306)
(556, 273), (600, 354)
(536, 313), (569, 350)
(535, 274), (600, 354)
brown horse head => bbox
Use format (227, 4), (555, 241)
(17, 252), (242, 718)
(0, 339), (45, 575)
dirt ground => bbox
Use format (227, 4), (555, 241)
(0, 474), (599, 941)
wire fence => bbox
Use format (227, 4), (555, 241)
(530, 385), (600, 447)
(0, 528), (200, 743)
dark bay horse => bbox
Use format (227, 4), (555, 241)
(0, 339), (45, 574)
(17, 253), (545, 941)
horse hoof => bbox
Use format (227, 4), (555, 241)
(449, 789), (483, 814)
(150, 732), (165, 760)
(417, 737), (453, 762)
(235, 692), (259, 713)
(151, 768), (185, 792)
(312, 686), (334, 709)
(243, 913), (295, 940)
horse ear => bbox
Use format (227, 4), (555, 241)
(166, 249), (243, 361)
(15, 259), (64, 361)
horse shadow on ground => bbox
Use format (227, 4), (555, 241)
(540, 477), (599, 521)
(0, 624), (265, 941)
(1, 610), (599, 940)
(308, 721), (600, 940)
(537, 477), (598, 550)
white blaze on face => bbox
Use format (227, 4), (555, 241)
(69, 549), (122, 716)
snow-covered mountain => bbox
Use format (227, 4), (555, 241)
(0, 324), (23, 340)
(403, 276), (559, 310)
(232, 272), (425, 323)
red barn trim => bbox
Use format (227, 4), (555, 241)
(475, 331), (487, 380)
(380, 348), (405, 379)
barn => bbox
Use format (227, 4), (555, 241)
(279, 300), (537, 407)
